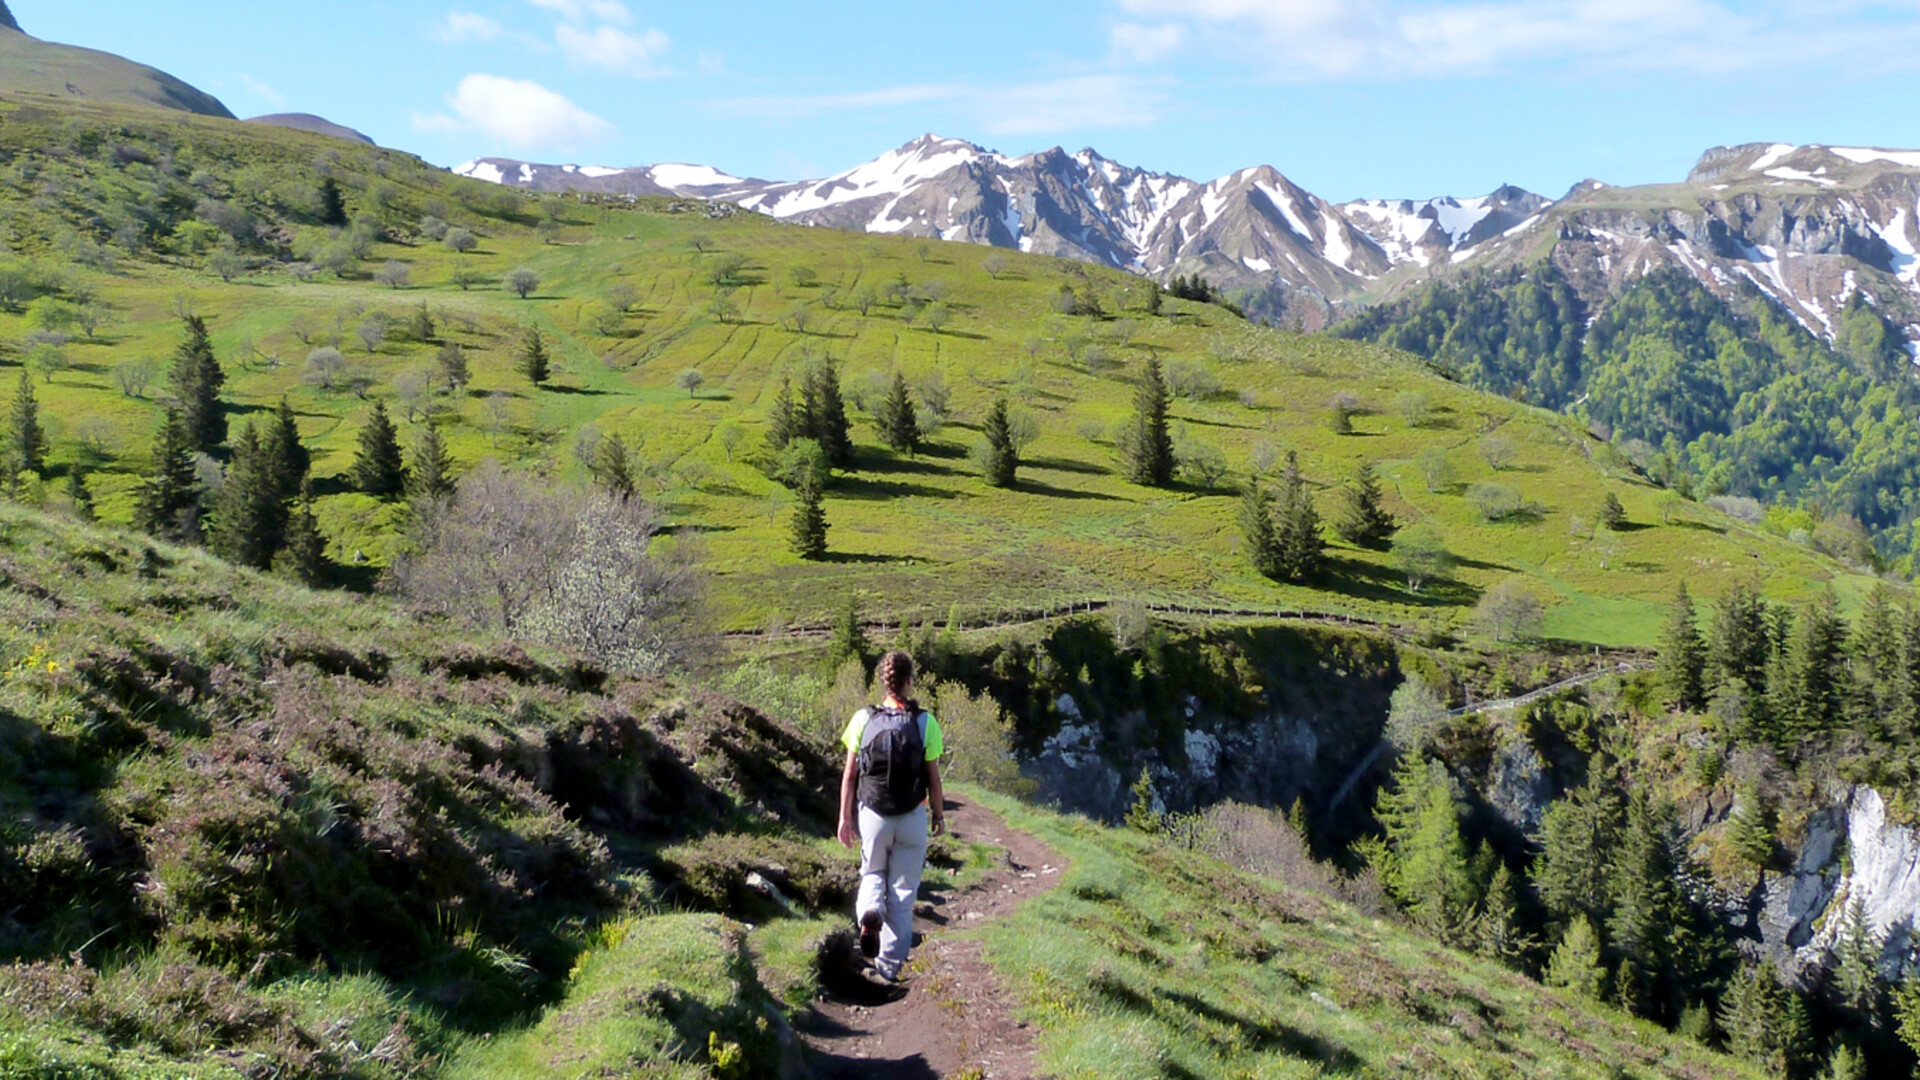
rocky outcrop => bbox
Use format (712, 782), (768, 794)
(1755, 787), (1920, 983)
(0, 1), (20, 33)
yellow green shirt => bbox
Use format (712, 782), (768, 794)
(842, 707), (944, 761)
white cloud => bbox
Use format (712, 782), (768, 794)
(556, 22), (671, 76)
(1113, 0), (1920, 79)
(710, 75), (1167, 136)
(1111, 22), (1188, 63)
(237, 74), (285, 108)
(413, 74), (613, 150)
(431, 12), (507, 44)
(529, 0), (633, 24)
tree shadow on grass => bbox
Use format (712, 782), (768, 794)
(1027, 456), (1111, 476)
(1017, 478), (1126, 501)
(817, 550), (917, 565)
(1157, 989), (1364, 1073)
(1321, 554), (1481, 608)
(543, 384), (612, 396)
(830, 475), (964, 501)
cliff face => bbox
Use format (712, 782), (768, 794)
(1749, 787), (1920, 983)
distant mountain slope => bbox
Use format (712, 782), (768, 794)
(0, 11), (231, 118)
(247, 112), (373, 145)
(453, 156), (765, 198)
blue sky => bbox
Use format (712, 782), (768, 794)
(18, 0), (1920, 200)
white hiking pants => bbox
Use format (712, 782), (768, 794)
(856, 803), (928, 979)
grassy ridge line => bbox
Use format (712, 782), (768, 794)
(0, 98), (1881, 646)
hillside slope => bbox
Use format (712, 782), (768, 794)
(0, 96), (1881, 648)
(0, 18), (231, 118)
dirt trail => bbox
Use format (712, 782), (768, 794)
(799, 795), (1066, 1080)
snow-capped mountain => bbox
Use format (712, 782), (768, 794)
(457, 136), (1920, 346)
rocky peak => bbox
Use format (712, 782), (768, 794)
(0, 1), (20, 33)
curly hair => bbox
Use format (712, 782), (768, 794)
(876, 649), (919, 712)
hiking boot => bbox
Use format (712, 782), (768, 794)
(857, 965), (908, 1000)
(858, 910), (882, 960)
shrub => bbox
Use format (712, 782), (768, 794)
(1469, 482), (1524, 522)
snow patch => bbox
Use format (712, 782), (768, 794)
(1254, 181), (1314, 239)
(1320, 207), (1352, 269)
(1871, 206), (1919, 285)
(1830, 147), (1920, 169)
(1765, 166), (1838, 187)
(648, 163), (742, 188)
(578, 166), (624, 179)
(456, 160), (505, 185)
(1503, 214), (1541, 238)
(1751, 143), (1798, 171)
(1242, 256), (1273, 273)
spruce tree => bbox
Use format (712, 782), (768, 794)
(1657, 582), (1707, 711)
(878, 370), (919, 454)
(408, 424), (457, 501)
(170, 315), (226, 454)
(1709, 580), (1772, 696)
(274, 479), (329, 586)
(208, 423), (280, 570)
(767, 377), (800, 452)
(1903, 604), (1920, 740)
(1598, 491), (1627, 530)
(1832, 896), (1884, 1028)
(1374, 754), (1477, 942)
(981, 397), (1018, 488)
(1335, 461), (1395, 547)
(1125, 357), (1174, 487)
(519, 328), (550, 387)
(804, 361), (854, 469)
(1725, 786), (1777, 872)
(1605, 793), (1688, 1022)
(1543, 916), (1607, 1000)
(261, 397), (310, 502)
(828, 595), (870, 670)
(1722, 963), (1814, 1077)
(1784, 592), (1848, 738)
(66, 469), (93, 522)
(1856, 582), (1905, 729)
(8, 369), (44, 477)
(593, 433), (635, 499)
(135, 409), (201, 540)
(1272, 451), (1324, 583)
(1124, 767), (1161, 834)
(1240, 481), (1282, 580)
(318, 177), (347, 226)
(1474, 861), (1536, 969)
(1534, 771), (1625, 925)
(790, 476), (828, 559)
(1762, 606), (1799, 744)
(350, 401), (408, 498)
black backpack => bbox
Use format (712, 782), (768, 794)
(856, 705), (929, 817)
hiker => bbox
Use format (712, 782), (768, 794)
(836, 649), (945, 986)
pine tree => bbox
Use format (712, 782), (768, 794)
(981, 397), (1018, 488)
(767, 377), (800, 452)
(318, 177), (347, 226)
(408, 424), (457, 501)
(1534, 771), (1625, 925)
(1856, 582), (1905, 730)
(827, 595), (870, 671)
(1474, 861), (1537, 969)
(1240, 481), (1282, 580)
(1832, 896), (1884, 1028)
(1723, 963), (1814, 1077)
(1544, 916), (1607, 1000)
(261, 397), (310, 502)
(1783, 592), (1849, 738)
(350, 401), (408, 498)
(1272, 451), (1324, 583)
(804, 361), (854, 469)
(878, 370), (919, 454)
(1710, 580), (1772, 696)
(1335, 461), (1395, 547)
(274, 478), (329, 586)
(1125, 766), (1162, 834)
(790, 476), (828, 559)
(1763, 606), (1799, 745)
(66, 469), (93, 522)
(593, 432), (635, 499)
(1725, 786), (1777, 872)
(135, 408), (201, 540)
(7, 369), (44, 477)
(208, 423), (280, 570)
(1125, 356), (1174, 487)
(1657, 582), (1707, 711)
(1903, 605), (1920, 740)
(169, 315), (226, 454)
(519, 328), (551, 387)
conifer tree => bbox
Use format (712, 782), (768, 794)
(274, 478), (329, 586)
(593, 432), (635, 499)
(981, 397), (1018, 488)
(1763, 606), (1799, 744)
(1125, 767), (1162, 834)
(790, 475), (828, 559)
(1722, 963), (1814, 1077)
(1335, 461), (1395, 547)
(8, 369), (44, 478)
(1240, 481), (1282, 580)
(135, 408), (201, 541)
(261, 397), (310, 502)
(350, 401), (408, 498)
(1657, 582), (1707, 711)
(519, 328), (550, 387)
(1534, 771), (1625, 925)
(1710, 580), (1772, 696)
(1725, 786), (1777, 872)
(804, 360), (854, 469)
(1598, 491), (1627, 530)
(827, 594), (870, 671)
(1125, 356), (1175, 487)
(208, 423), (280, 570)
(408, 424), (457, 501)
(1903, 604), (1920, 739)
(1606, 793), (1689, 1021)
(1474, 861), (1536, 969)
(878, 370), (919, 454)
(318, 177), (347, 227)
(1856, 582), (1906, 729)
(66, 469), (93, 522)
(436, 341), (470, 394)
(1272, 451), (1324, 583)
(1782, 592), (1848, 738)
(1544, 916), (1607, 1000)
(1373, 754), (1477, 942)
(1832, 896), (1884, 1029)
(767, 377), (800, 452)
(170, 315), (226, 454)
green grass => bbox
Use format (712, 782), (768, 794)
(964, 788), (1762, 1080)
(0, 96), (1877, 650)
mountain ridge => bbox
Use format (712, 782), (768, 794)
(0, 1), (20, 33)
(0, 7), (232, 118)
(462, 134), (1920, 348)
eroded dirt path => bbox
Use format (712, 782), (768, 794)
(799, 795), (1066, 1080)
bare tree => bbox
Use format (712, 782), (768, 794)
(983, 254), (1009, 279)
(1480, 433), (1517, 471)
(677, 369), (706, 397)
(114, 357), (159, 397)
(484, 392), (513, 448)
(355, 315), (389, 355)
(605, 283), (640, 313)
(302, 347), (347, 392)
(390, 462), (706, 674)
(375, 260), (411, 289)
(445, 228), (478, 254)
(507, 267), (540, 299)
(394, 368), (432, 422)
